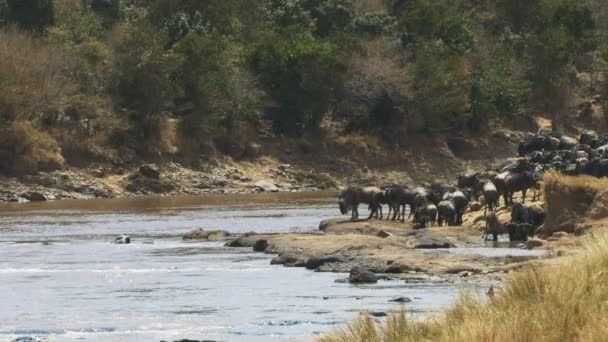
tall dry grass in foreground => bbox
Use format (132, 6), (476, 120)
(320, 230), (608, 341)
(321, 173), (608, 341)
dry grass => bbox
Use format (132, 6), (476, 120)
(0, 28), (77, 121)
(0, 121), (66, 175)
(543, 171), (608, 233)
(320, 229), (608, 342)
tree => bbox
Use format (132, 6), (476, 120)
(112, 22), (181, 144)
(4, 0), (54, 34)
(412, 43), (469, 133)
(398, 0), (473, 55)
(249, 27), (346, 134)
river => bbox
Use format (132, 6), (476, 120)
(0, 192), (462, 342)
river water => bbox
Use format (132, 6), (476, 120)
(0, 192), (465, 342)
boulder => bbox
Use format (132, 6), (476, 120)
(469, 201), (483, 212)
(253, 239), (269, 252)
(349, 266), (378, 284)
(21, 192), (47, 201)
(182, 229), (230, 241)
(385, 262), (425, 273)
(525, 238), (545, 250)
(139, 164), (161, 179)
(113, 235), (131, 244)
(304, 256), (344, 270)
(270, 254), (304, 266)
(255, 180), (279, 192)
(389, 296), (412, 303)
(415, 237), (455, 249)
(376, 230), (392, 238)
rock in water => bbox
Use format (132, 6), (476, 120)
(254, 180), (279, 192)
(21, 192), (47, 201)
(139, 164), (161, 179)
(414, 237), (455, 249)
(349, 266), (378, 284)
(253, 239), (269, 252)
(113, 235), (131, 244)
(304, 256), (344, 270)
(389, 296), (412, 303)
(182, 229), (229, 241)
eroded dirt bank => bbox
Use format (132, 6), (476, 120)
(0, 129), (523, 203)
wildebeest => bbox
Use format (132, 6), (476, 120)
(428, 183), (457, 205)
(483, 210), (500, 242)
(507, 222), (535, 241)
(338, 186), (383, 220)
(414, 201), (438, 227)
(437, 200), (456, 226)
(443, 190), (468, 225)
(385, 187), (418, 222)
(511, 202), (529, 224)
(480, 179), (499, 214)
(493, 171), (510, 207)
(504, 172), (538, 205)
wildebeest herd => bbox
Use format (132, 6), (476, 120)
(338, 129), (607, 241)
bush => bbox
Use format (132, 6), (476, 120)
(2, 0), (54, 34)
(398, 0), (474, 54)
(0, 121), (65, 175)
(0, 28), (77, 122)
(263, 0), (354, 37)
(112, 21), (182, 145)
(411, 42), (469, 133)
(249, 27), (347, 134)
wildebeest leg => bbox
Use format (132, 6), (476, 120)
(522, 188), (527, 204)
(401, 205), (406, 223)
(392, 205), (398, 221)
(407, 205), (414, 219)
(353, 205), (359, 220)
(378, 205), (383, 219)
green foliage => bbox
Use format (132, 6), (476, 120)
(149, 0), (262, 44)
(112, 22), (182, 143)
(249, 27), (346, 134)
(3, 0), (54, 34)
(350, 13), (396, 36)
(495, 0), (548, 34)
(412, 43), (469, 133)
(469, 44), (530, 131)
(398, 0), (474, 54)
(264, 0), (354, 37)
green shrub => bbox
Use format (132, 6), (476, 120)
(3, 0), (54, 34)
(112, 21), (182, 145)
(398, 0), (473, 54)
(249, 27), (347, 134)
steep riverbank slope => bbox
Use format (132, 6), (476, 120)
(0, 128), (525, 203)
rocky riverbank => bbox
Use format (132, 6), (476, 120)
(0, 127), (527, 204)
(217, 204), (566, 284)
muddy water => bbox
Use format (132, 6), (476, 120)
(1, 192), (462, 342)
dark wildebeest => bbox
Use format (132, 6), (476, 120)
(437, 200), (456, 226)
(505, 172), (538, 205)
(507, 222), (535, 241)
(413, 197), (438, 227)
(511, 202), (529, 224)
(483, 210), (500, 242)
(443, 190), (469, 225)
(527, 205), (545, 227)
(479, 179), (499, 214)
(493, 171), (510, 207)
(385, 187), (418, 222)
(428, 183), (457, 205)
(338, 187), (383, 220)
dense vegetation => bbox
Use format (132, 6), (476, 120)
(0, 0), (607, 174)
